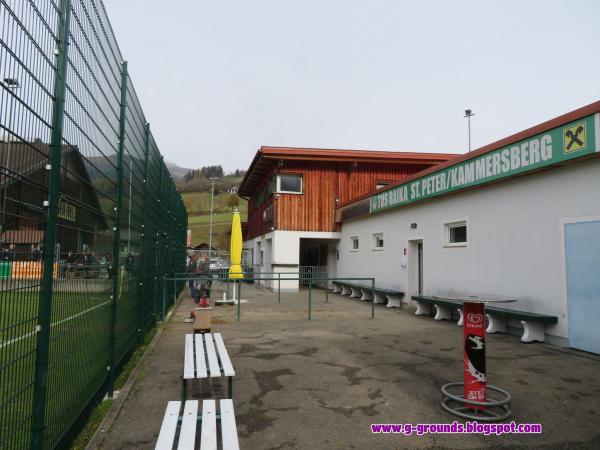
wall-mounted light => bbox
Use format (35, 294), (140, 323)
(410, 223), (417, 229)
(335, 197), (339, 205)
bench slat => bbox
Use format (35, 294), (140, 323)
(213, 333), (235, 377)
(177, 400), (198, 450)
(195, 334), (208, 378)
(155, 401), (180, 450)
(220, 399), (240, 450)
(184, 334), (195, 379)
(204, 333), (222, 377)
(200, 399), (217, 450)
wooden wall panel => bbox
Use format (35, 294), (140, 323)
(246, 160), (434, 238)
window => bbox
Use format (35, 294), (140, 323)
(350, 236), (359, 251)
(372, 233), (384, 250)
(444, 221), (468, 247)
(276, 174), (303, 194)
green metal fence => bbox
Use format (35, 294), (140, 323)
(0, 1), (187, 448)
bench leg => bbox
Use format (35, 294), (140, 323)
(360, 289), (371, 302)
(341, 285), (351, 296)
(486, 314), (507, 333)
(415, 302), (431, 316)
(374, 293), (387, 305)
(386, 295), (402, 308)
(331, 283), (341, 293)
(228, 376), (233, 398)
(434, 304), (452, 320)
(457, 308), (463, 326)
(350, 287), (362, 299)
(521, 320), (545, 343)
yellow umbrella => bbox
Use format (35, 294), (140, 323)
(228, 210), (243, 279)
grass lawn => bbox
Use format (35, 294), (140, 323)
(181, 192), (248, 246)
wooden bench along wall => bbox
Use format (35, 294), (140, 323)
(411, 295), (558, 343)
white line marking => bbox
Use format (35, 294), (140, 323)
(0, 300), (111, 349)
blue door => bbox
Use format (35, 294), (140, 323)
(565, 220), (600, 354)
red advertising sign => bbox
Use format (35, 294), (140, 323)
(463, 302), (486, 407)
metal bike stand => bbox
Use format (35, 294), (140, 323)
(441, 382), (512, 422)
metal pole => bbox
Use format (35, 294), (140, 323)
(208, 177), (217, 251)
(308, 281), (312, 320)
(162, 277), (166, 320)
(138, 122), (150, 339)
(278, 272), (281, 303)
(236, 281), (241, 322)
(107, 60), (128, 398)
(31, 1), (72, 447)
(468, 115), (471, 152)
(371, 278), (375, 319)
(325, 276), (329, 304)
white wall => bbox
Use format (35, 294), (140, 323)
(244, 230), (341, 291)
(338, 158), (600, 340)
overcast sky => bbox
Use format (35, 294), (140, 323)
(103, 0), (600, 171)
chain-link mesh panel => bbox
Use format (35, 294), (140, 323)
(0, 1), (187, 448)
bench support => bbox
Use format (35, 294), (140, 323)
(359, 289), (371, 302)
(340, 284), (351, 296)
(457, 308), (463, 326)
(486, 314), (507, 334)
(349, 286), (362, 298)
(415, 301), (432, 316)
(373, 292), (387, 305)
(521, 321), (545, 343)
(331, 283), (341, 293)
(386, 294), (402, 308)
(434, 304), (452, 320)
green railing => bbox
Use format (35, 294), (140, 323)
(0, 1), (187, 449)
(163, 275), (378, 322)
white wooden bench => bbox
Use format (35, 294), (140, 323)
(156, 399), (239, 450)
(183, 333), (235, 399)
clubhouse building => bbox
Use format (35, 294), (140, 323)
(240, 101), (600, 353)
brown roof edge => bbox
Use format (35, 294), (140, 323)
(238, 146), (458, 196)
(338, 99), (600, 209)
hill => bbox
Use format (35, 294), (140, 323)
(182, 191), (247, 248)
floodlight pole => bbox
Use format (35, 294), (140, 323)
(464, 109), (475, 152)
(208, 176), (218, 254)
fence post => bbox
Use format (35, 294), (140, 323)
(278, 272), (281, 303)
(308, 281), (312, 320)
(138, 123), (151, 340)
(106, 61), (128, 398)
(162, 277), (166, 320)
(325, 276), (329, 304)
(31, 1), (72, 447)
(371, 278), (375, 319)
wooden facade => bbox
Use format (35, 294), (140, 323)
(240, 147), (456, 240)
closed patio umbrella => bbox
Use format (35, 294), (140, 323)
(228, 210), (243, 302)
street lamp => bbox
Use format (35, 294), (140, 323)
(208, 176), (219, 254)
(464, 109), (475, 152)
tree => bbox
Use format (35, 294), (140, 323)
(227, 194), (240, 210)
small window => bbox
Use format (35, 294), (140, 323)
(444, 221), (467, 247)
(277, 174), (303, 194)
(372, 233), (384, 250)
(350, 236), (359, 251)
(260, 249), (264, 265)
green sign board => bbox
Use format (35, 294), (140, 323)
(370, 113), (599, 213)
